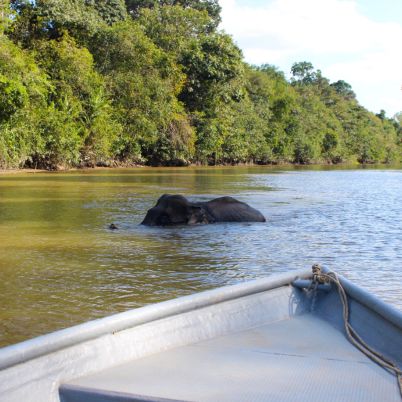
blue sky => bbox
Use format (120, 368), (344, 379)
(219, 0), (402, 117)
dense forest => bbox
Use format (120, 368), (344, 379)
(0, 0), (401, 169)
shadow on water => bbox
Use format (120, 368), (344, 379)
(0, 165), (401, 346)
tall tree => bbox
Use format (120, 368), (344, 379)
(330, 80), (356, 100)
(290, 61), (316, 85)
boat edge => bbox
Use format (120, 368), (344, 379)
(0, 268), (312, 371)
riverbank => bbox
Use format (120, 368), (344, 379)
(0, 168), (51, 175)
(0, 160), (385, 175)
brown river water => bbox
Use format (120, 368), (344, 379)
(0, 166), (401, 347)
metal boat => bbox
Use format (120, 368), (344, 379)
(0, 266), (401, 402)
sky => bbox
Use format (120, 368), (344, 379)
(219, 0), (402, 117)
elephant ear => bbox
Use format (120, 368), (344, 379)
(187, 206), (211, 224)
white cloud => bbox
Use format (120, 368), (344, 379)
(219, 0), (402, 116)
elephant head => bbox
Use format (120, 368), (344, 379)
(141, 194), (213, 226)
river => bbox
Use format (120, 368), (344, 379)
(0, 166), (401, 347)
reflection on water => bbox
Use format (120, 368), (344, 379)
(0, 166), (401, 347)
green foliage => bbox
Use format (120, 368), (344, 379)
(89, 0), (128, 25)
(90, 20), (192, 164)
(126, 0), (221, 27)
(330, 80), (356, 100)
(139, 6), (243, 111)
(9, 0), (127, 47)
(0, 1), (400, 168)
(138, 5), (212, 54)
(179, 32), (244, 110)
(0, 74), (27, 120)
(30, 33), (121, 167)
(9, 1), (100, 46)
(138, 5), (246, 164)
(0, 32), (49, 167)
(291, 61), (316, 85)
(1, 0), (13, 32)
(246, 65), (300, 162)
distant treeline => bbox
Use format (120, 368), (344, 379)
(0, 0), (401, 169)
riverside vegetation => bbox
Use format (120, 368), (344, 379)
(0, 0), (401, 170)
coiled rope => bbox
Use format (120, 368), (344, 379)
(311, 264), (402, 397)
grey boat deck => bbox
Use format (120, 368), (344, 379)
(61, 313), (400, 402)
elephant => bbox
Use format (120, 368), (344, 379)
(141, 194), (266, 226)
